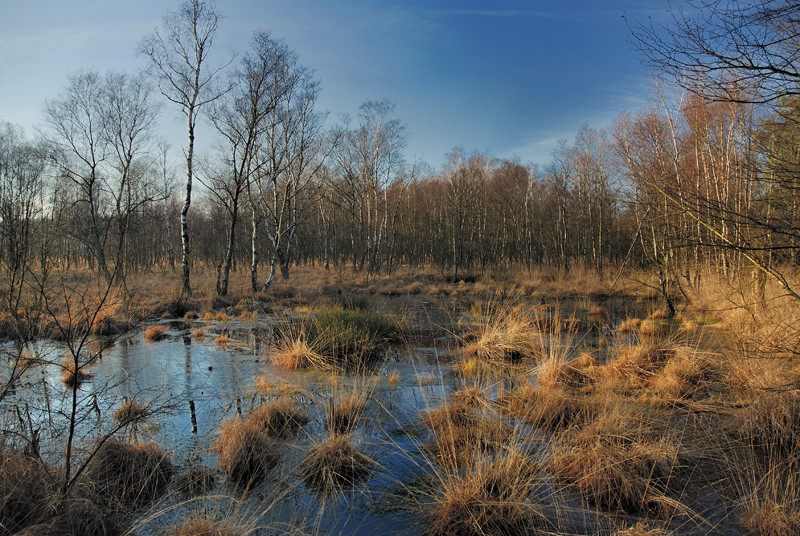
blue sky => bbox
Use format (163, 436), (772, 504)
(0, 0), (675, 168)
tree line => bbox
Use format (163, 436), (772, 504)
(1, 0), (799, 304)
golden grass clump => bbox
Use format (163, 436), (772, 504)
(424, 450), (548, 536)
(618, 317), (642, 333)
(535, 356), (595, 391)
(113, 398), (149, 425)
(213, 418), (281, 487)
(724, 358), (800, 398)
(461, 299), (541, 363)
(422, 404), (512, 467)
(214, 334), (234, 347)
(248, 399), (309, 438)
(272, 335), (321, 370)
(502, 382), (595, 432)
(191, 328), (206, 340)
(449, 385), (489, 408)
(739, 495), (800, 536)
(638, 319), (664, 338)
(300, 435), (372, 493)
(602, 344), (677, 387)
(173, 466), (216, 497)
(0, 452), (51, 533)
(574, 352), (599, 368)
(588, 304), (606, 316)
(614, 523), (672, 536)
(161, 514), (241, 536)
(734, 390), (800, 454)
(238, 310), (258, 321)
(326, 393), (367, 435)
(143, 324), (169, 342)
(60, 358), (93, 389)
(388, 369), (400, 384)
(87, 438), (173, 510)
(550, 404), (678, 515)
(648, 349), (720, 400)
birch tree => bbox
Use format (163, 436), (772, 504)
(139, 0), (231, 296)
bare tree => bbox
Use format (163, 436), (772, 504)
(139, 0), (231, 296)
(630, 0), (800, 104)
(208, 31), (292, 296)
(331, 100), (406, 273)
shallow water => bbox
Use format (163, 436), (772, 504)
(0, 294), (737, 535)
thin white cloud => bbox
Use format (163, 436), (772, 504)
(430, 9), (557, 18)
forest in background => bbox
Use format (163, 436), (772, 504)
(1, 0), (798, 313)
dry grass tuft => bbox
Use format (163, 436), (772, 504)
(113, 398), (149, 425)
(422, 404), (513, 467)
(60, 358), (93, 389)
(326, 392), (367, 435)
(424, 450), (548, 536)
(574, 352), (599, 368)
(272, 334), (322, 370)
(614, 523), (672, 536)
(502, 382), (596, 432)
(214, 334), (233, 347)
(213, 418), (281, 488)
(735, 390), (800, 454)
(248, 399), (309, 438)
(649, 349), (720, 400)
(449, 385), (489, 408)
(618, 317), (642, 333)
(87, 438), (173, 510)
(161, 514), (242, 536)
(638, 319), (664, 338)
(173, 467), (216, 497)
(461, 299), (541, 363)
(588, 304), (606, 316)
(300, 435), (373, 493)
(550, 403), (678, 515)
(191, 328), (206, 340)
(739, 496), (800, 536)
(0, 452), (50, 533)
(535, 356), (595, 391)
(144, 324), (169, 342)
(602, 344), (676, 386)
(388, 369), (400, 385)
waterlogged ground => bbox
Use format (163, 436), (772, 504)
(3, 294), (731, 535)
